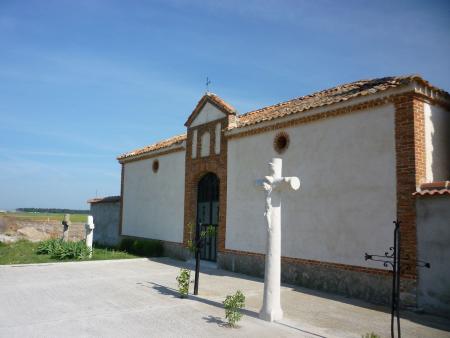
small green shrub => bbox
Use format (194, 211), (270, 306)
(119, 238), (163, 257)
(362, 333), (380, 338)
(37, 239), (61, 255)
(176, 268), (191, 298)
(223, 290), (245, 327)
(37, 239), (90, 260)
(186, 223), (217, 253)
(200, 225), (216, 239)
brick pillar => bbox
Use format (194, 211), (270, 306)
(394, 94), (426, 280)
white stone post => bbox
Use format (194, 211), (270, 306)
(256, 158), (300, 322)
(85, 215), (95, 258)
(62, 214), (71, 242)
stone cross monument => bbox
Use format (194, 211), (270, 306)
(85, 215), (95, 258)
(62, 214), (71, 242)
(255, 158), (300, 322)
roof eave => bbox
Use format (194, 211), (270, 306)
(117, 140), (186, 164)
(226, 82), (420, 136)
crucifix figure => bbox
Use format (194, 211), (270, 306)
(255, 158), (301, 322)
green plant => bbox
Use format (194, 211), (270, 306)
(176, 268), (191, 298)
(186, 222), (196, 253)
(119, 238), (163, 257)
(186, 223), (217, 253)
(0, 240), (137, 265)
(37, 239), (91, 260)
(201, 225), (216, 239)
(362, 333), (380, 338)
(36, 239), (61, 255)
(223, 290), (245, 327)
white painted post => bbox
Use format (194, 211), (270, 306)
(62, 214), (71, 242)
(85, 215), (95, 258)
(256, 158), (300, 322)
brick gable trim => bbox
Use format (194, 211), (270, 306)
(184, 93), (236, 127)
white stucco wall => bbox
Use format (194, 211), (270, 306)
(192, 129), (197, 159)
(200, 131), (210, 157)
(91, 201), (120, 246)
(226, 104), (397, 268)
(190, 102), (226, 127)
(215, 123), (221, 154)
(416, 195), (450, 318)
(122, 151), (185, 242)
(424, 103), (450, 182)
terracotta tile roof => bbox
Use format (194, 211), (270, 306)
(207, 92), (236, 114)
(117, 133), (186, 161)
(87, 195), (121, 204)
(234, 75), (450, 129)
(413, 181), (450, 196)
(118, 75), (449, 162)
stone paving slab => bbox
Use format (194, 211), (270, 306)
(0, 257), (449, 338)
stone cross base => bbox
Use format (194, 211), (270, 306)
(259, 307), (283, 322)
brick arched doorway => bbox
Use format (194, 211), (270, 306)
(197, 172), (219, 261)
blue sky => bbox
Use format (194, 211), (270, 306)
(0, 0), (449, 210)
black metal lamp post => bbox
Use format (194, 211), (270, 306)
(193, 222), (203, 295)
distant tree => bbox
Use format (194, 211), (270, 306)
(16, 208), (89, 214)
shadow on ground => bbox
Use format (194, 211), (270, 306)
(146, 257), (450, 333)
(146, 280), (328, 337)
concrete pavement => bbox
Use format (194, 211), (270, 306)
(0, 257), (449, 338)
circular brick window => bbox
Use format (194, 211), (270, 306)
(152, 159), (159, 173)
(274, 131), (290, 154)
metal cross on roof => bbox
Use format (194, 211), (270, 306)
(205, 76), (211, 93)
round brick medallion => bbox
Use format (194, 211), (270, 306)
(273, 131), (290, 154)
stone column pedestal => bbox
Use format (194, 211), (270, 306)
(85, 215), (95, 258)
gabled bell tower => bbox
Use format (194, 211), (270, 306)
(183, 93), (236, 260)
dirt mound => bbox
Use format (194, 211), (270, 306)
(0, 215), (85, 243)
(0, 215), (19, 235)
(17, 227), (51, 242)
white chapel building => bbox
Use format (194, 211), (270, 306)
(94, 75), (450, 315)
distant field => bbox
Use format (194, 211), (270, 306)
(2, 212), (88, 223)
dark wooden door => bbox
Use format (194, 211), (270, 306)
(197, 173), (219, 262)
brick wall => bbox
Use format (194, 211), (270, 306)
(394, 93), (426, 279)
